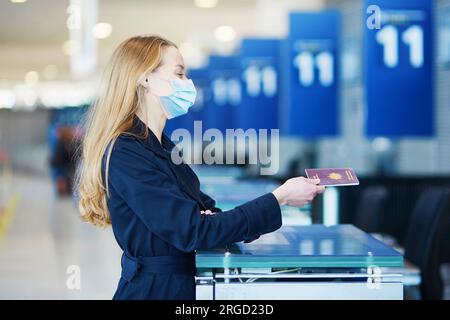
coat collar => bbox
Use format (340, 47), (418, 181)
(128, 115), (175, 158)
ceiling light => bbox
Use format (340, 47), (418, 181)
(214, 25), (236, 42)
(24, 71), (39, 86)
(194, 0), (218, 9)
(92, 22), (112, 39)
(10, 0), (27, 3)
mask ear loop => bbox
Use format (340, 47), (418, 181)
(136, 77), (171, 120)
(135, 83), (147, 128)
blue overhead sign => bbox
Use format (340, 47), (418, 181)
(281, 10), (341, 137)
(184, 67), (210, 133)
(364, 0), (434, 137)
(203, 55), (240, 133)
(237, 38), (280, 130)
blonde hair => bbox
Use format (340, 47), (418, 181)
(76, 35), (177, 227)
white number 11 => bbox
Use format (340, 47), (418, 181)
(376, 24), (424, 68)
(294, 51), (334, 87)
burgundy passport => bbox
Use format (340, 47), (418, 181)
(305, 168), (359, 187)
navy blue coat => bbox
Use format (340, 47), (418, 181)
(102, 116), (282, 300)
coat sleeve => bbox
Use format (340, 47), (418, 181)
(106, 142), (282, 253)
(199, 190), (260, 243)
(199, 190), (222, 213)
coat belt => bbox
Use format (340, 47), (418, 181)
(121, 252), (196, 282)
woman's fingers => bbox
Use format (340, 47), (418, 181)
(200, 209), (215, 215)
(307, 178), (326, 194)
(305, 178), (321, 185)
(272, 176), (326, 207)
(316, 185), (326, 194)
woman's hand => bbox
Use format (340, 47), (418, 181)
(272, 177), (325, 207)
(200, 209), (216, 215)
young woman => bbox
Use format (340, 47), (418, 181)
(76, 35), (325, 300)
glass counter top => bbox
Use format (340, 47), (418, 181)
(201, 179), (280, 203)
(192, 165), (244, 184)
(217, 201), (312, 226)
(196, 225), (403, 269)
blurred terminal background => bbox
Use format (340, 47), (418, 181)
(0, 0), (449, 299)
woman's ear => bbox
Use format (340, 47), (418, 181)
(138, 74), (150, 90)
(140, 75), (173, 96)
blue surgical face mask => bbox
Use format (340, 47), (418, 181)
(158, 78), (197, 119)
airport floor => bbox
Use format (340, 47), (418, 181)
(0, 173), (122, 299)
(1, 172), (450, 300)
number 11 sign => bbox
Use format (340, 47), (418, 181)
(364, 0), (434, 137)
(281, 10), (341, 137)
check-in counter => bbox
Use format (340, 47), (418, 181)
(195, 225), (404, 300)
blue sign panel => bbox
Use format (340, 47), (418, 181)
(237, 38), (280, 130)
(364, 0), (434, 137)
(203, 55), (240, 132)
(184, 67), (210, 133)
(281, 10), (340, 137)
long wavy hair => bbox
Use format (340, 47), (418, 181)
(76, 35), (177, 227)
